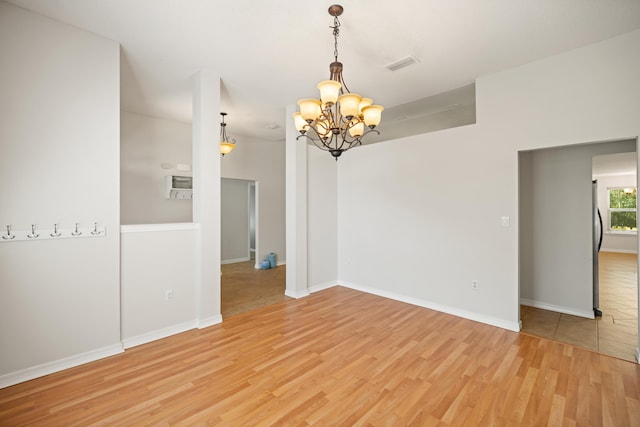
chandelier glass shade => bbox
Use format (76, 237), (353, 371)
(293, 4), (383, 160)
(219, 112), (236, 156)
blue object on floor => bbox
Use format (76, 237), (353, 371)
(268, 253), (276, 268)
(261, 260), (270, 269)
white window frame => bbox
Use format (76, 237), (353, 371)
(607, 187), (637, 234)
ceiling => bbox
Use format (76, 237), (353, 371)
(593, 152), (638, 177)
(7, 0), (640, 142)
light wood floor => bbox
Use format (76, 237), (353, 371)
(2, 287), (639, 426)
(521, 252), (638, 362)
(221, 261), (289, 318)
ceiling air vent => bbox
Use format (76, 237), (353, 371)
(386, 55), (420, 72)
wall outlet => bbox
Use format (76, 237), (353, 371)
(165, 289), (174, 302)
(471, 280), (479, 290)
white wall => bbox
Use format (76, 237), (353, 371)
(337, 125), (519, 328)
(307, 146), (338, 290)
(594, 173), (638, 253)
(121, 225), (198, 347)
(221, 139), (286, 266)
(519, 141), (636, 317)
(221, 178), (250, 263)
(337, 29), (640, 332)
(0, 2), (121, 386)
(121, 111), (192, 225)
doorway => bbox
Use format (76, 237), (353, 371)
(221, 178), (256, 264)
(220, 178), (289, 317)
(518, 139), (639, 362)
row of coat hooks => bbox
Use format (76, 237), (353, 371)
(1, 222), (106, 242)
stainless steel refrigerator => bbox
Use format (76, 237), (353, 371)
(592, 180), (603, 317)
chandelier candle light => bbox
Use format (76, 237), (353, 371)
(293, 4), (383, 160)
(219, 112), (236, 156)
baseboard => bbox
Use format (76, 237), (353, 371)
(198, 314), (222, 329)
(3, 315), (226, 388)
(520, 298), (594, 319)
(221, 257), (251, 265)
(0, 343), (124, 389)
(122, 315), (222, 349)
(122, 320), (198, 349)
(339, 281), (521, 332)
(285, 289), (310, 299)
(600, 247), (637, 254)
(309, 281), (337, 293)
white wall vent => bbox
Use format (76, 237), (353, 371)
(386, 55), (420, 71)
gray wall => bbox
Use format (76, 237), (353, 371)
(221, 178), (250, 263)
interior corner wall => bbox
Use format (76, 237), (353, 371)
(221, 139), (285, 265)
(337, 29), (640, 332)
(121, 111), (192, 225)
(0, 2), (121, 385)
(307, 145), (338, 290)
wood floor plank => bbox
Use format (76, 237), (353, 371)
(1, 286), (639, 426)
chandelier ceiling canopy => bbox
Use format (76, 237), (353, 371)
(293, 4), (383, 160)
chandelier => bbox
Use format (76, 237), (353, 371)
(219, 112), (236, 156)
(292, 4), (383, 160)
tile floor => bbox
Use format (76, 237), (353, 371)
(521, 251), (638, 362)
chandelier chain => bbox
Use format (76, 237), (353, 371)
(332, 16), (340, 62)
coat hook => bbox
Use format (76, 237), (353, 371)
(71, 222), (82, 236)
(91, 222), (101, 235)
(2, 225), (15, 240)
(50, 223), (61, 237)
(27, 224), (39, 239)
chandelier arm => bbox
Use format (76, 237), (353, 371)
(298, 130), (364, 159)
(299, 123), (330, 149)
(341, 80), (351, 94)
(296, 133), (336, 153)
(337, 132), (361, 147)
(338, 116), (360, 140)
